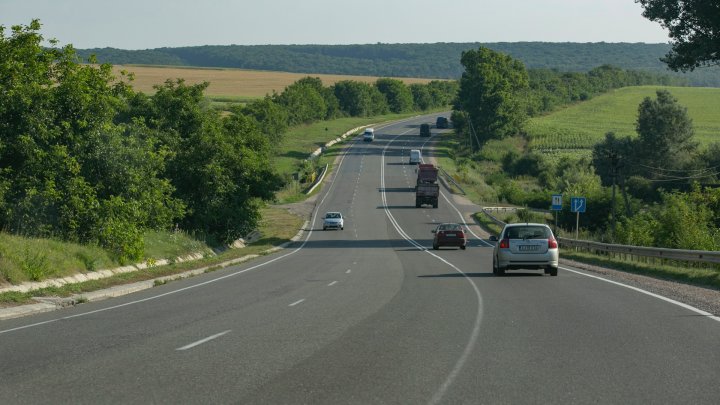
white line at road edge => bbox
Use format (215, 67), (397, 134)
(176, 330), (231, 351)
(561, 266), (720, 323)
(379, 129), (484, 405)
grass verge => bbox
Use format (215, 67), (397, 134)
(0, 206), (303, 306)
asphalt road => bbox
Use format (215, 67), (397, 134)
(1, 114), (718, 404)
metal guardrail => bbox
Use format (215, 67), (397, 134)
(558, 238), (720, 265)
(438, 167), (466, 195)
(481, 207), (720, 266)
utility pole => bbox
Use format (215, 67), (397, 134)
(609, 150), (619, 241)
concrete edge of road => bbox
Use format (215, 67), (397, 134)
(0, 221), (310, 321)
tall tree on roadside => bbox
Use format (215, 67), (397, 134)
(376, 78), (413, 113)
(455, 47), (529, 150)
(636, 0), (720, 71)
(275, 78), (328, 125)
(634, 89), (697, 177)
(239, 96), (289, 148)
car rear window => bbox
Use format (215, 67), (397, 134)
(505, 226), (550, 239)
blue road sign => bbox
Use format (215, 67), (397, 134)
(551, 194), (563, 211)
(570, 197), (586, 213)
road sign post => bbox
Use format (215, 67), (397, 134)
(570, 197), (586, 239)
(550, 194), (562, 234)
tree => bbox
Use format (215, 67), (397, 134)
(637, 0), (720, 71)
(455, 47), (529, 149)
(275, 78), (327, 125)
(409, 83), (432, 111)
(129, 80), (282, 244)
(634, 89), (697, 177)
(239, 96), (288, 147)
(334, 80), (377, 117)
(376, 78), (413, 113)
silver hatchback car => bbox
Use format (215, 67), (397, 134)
(490, 223), (559, 276)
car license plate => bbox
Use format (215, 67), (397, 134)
(445, 233), (455, 237)
(519, 245), (538, 251)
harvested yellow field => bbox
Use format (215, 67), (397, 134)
(113, 65), (436, 99)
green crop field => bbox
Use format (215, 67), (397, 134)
(527, 86), (720, 159)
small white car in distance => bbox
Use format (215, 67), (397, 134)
(323, 212), (344, 230)
(363, 128), (375, 142)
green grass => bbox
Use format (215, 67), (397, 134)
(0, 234), (117, 283)
(562, 251), (720, 290)
(0, 206), (303, 305)
(527, 86), (720, 158)
(276, 109), (447, 176)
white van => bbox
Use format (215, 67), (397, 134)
(409, 149), (422, 165)
(363, 128), (375, 142)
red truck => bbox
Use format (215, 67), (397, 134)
(416, 163), (438, 185)
(415, 163), (439, 208)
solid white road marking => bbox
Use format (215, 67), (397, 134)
(176, 330), (231, 351)
(289, 299), (305, 307)
(346, 269), (351, 274)
(328, 281), (338, 287)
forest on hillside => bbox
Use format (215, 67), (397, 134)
(76, 42), (720, 87)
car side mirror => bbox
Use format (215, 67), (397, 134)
(431, 229), (436, 233)
(489, 235), (498, 242)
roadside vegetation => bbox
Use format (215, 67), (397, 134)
(0, 21), (456, 293)
(441, 45), (720, 289)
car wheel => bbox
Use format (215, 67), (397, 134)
(549, 266), (558, 276)
(433, 243), (439, 250)
(492, 257), (498, 274)
(341, 227), (344, 230)
(323, 226), (326, 231)
(460, 245), (466, 250)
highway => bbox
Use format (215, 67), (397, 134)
(1, 115), (718, 404)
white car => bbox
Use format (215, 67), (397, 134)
(490, 223), (559, 276)
(362, 128), (375, 142)
(323, 212), (344, 230)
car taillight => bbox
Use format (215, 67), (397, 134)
(499, 239), (510, 249)
(548, 238), (558, 249)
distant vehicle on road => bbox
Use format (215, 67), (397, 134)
(432, 223), (467, 250)
(490, 223), (558, 276)
(436, 116), (449, 129)
(323, 212), (344, 230)
(363, 128), (375, 142)
(409, 149), (422, 165)
(420, 123), (431, 137)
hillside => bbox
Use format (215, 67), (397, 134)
(78, 42), (720, 87)
(526, 86), (720, 158)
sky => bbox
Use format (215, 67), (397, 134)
(0, 0), (671, 50)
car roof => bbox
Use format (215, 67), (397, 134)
(325, 211), (342, 215)
(504, 222), (548, 227)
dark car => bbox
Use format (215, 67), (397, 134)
(420, 123), (431, 137)
(432, 223), (467, 250)
(436, 116), (449, 129)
